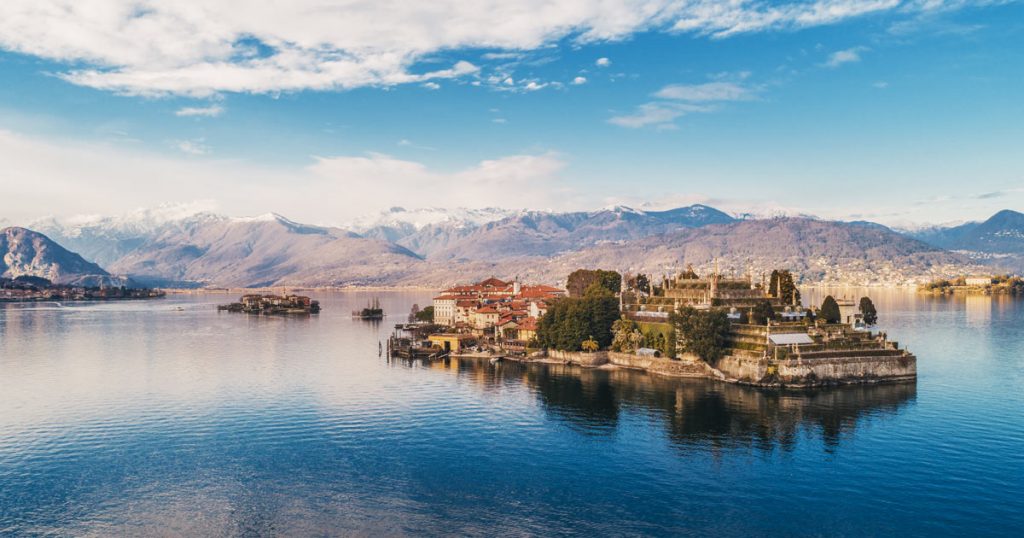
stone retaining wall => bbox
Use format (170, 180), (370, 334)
(713, 352), (917, 387)
(540, 348), (916, 387)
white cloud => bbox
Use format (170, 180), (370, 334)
(174, 105), (224, 118)
(523, 81), (547, 91)
(492, 118), (507, 124)
(654, 81), (754, 101)
(611, 79), (756, 128)
(572, 76), (588, 85)
(595, 57), (612, 67)
(608, 102), (712, 129)
(422, 82), (441, 90)
(824, 46), (868, 68)
(0, 128), (570, 225)
(175, 139), (210, 155)
(0, 2), (988, 96)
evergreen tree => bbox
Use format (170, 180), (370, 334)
(567, 269), (622, 297)
(820, 295), (842, 324)
(859, 297), (878, 325)
(671, 307), (731, 363)
(769, 269), (801, 304)
(415, 306), (434, 323)
(536, 292), (619, 351)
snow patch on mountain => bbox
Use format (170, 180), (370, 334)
(347, 206), (521, 232)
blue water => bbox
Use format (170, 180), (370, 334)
(1, 290), (1021, 536)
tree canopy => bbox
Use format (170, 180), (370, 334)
(567, 269), (622, 297)
(769, 269), (801, 305)
(671, 307), (731, 364)
(820, 295), (841, 324)
(858, 297), (878, 325)
(536, 292), (620, 351)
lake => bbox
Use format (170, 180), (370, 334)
(1, 290), (1022, 536)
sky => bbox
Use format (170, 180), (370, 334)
(0, 0), (1021, 228)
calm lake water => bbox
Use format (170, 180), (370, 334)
(1, 290), (1022, 536)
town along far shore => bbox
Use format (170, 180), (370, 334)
(1, 275), (166, 302)
(392, 269), (916, 389)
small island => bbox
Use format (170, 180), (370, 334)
(352, 298), (385, 320)
(919, 275), (1024, 295)
(218, 294), (321, 315)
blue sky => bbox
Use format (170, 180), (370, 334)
(0, 1), (1021, 227)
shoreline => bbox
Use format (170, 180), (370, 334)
(452, 350), (917, 389)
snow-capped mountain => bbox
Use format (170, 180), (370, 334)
(349, 206), (520, 232)
(29, 202), (226, 267)
(0, 227), (119, 285)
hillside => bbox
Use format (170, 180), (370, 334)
(105, 213), (425, 287)
(911, 210), (1024, 254)
(407, 204), (736, 260)
(0, 227), (115, 285)
(514, 218), (977, 286)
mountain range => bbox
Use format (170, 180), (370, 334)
(0, 227), (123, 286)
(6, 205), (1023, 288)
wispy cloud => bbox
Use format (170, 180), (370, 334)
(0, 127), (574, 225)
(175, 139), (210, 155)
(595, 57), (612, 67)
(175, 105), (224, 118)
(654, 82), (755, 102)
(823, 46), (867, 68)
(608, 102), (713, 129)
(611, 78), (757, 129)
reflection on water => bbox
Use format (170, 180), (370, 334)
(1, 290), (1022, 536)
(399, 356), (916, 453)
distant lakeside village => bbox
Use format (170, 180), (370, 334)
(0, 275), (165, 302)
(390, 267), (918, 388)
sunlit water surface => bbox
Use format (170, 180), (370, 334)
(1, 290), (1022, 536)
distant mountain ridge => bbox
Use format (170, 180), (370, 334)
(909, 210), (1024, 255)
(13, 205), (1018, 288)
(0, 227), (120, 285)
(103, 213), (423, 288)
(369, 204), (737, 259)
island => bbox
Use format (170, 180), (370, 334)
(391, 270), (916, 389)
(919, 275), (1024, 295)
(352, 298), (385, 320)
(218, 294), (321, 314)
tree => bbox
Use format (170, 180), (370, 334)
(536, 293), (620, 351)
(750, 299), (776, 325)
(567, 269), (622, 297)
(581, 337), (599, 353)
(820, 295), (841, 324)
(628, 273), (651, 294)
(408, 304), (420, 323)
(611, 317), (639, 352)
(769, 269), (801, 305)
(415, 306), (434, 323)
(859, 297), (878, 325)
(671, 307), (731, 363)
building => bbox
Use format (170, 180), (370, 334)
(966, 276), (994, 286)
(432, 277), (565, 338)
